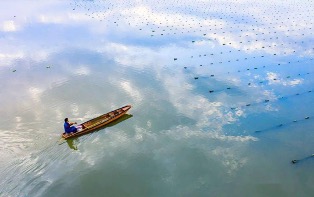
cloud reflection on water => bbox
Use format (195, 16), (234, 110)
(0, 0), (314, 196)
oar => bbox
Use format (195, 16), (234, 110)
(291, 154), (314, 164)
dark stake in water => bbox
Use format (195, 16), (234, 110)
(0, 0), (314, 196)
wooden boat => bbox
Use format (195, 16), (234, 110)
(62, 105), (132, 139)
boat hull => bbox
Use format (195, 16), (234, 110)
(61, 105), (131, 139)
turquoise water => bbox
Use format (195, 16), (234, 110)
(0, 0), (314, 196)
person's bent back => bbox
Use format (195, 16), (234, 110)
(64, 118), (77, 134)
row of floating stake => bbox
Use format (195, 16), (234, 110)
(177, 56), (313, 73)
(203, 72), (312, 94)
(247, 72), (311, 86)
(230, 89), (313, 110)
(191, 69), (311, 81)
(254, 116), (312, 133)
(145, 21), (313, 38)
(186, 57), (312, 92)
(256, 115), (312, 166)
(183, 58), (313, 80)
(292, 154), (314, 164)
(174, 47), (310, 62)
(11, 65), (52, 73)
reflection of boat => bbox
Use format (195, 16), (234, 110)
(62, 105), (132, 139)
(66, 138), (78, 150)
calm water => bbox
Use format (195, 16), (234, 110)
(0, 0), (314, 196)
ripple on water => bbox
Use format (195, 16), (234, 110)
(0, 139), (78, 196)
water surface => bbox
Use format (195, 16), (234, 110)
(0, 0), (314, 196)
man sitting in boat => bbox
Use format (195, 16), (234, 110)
(64, 118), (77, 134)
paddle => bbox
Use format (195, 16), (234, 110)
(291, 154), (314, 164)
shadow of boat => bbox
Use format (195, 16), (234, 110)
(65, 114), (133, 150)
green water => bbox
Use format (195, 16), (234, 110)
(0, 0), (314, 196)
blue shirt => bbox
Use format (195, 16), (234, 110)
(64, 122), (71, 133)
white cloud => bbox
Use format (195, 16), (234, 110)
(266, 72), (303, 86)
(165, 125), (257, 142)
(0, 52), (24, 65)
(70, 103), (79, 117)
(2, 21), (18, 32)
(120, 81), (143, 103)
(28, 87), (43, 103)
(287, 79), (303, 86)
(74, 66), (91, 76)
